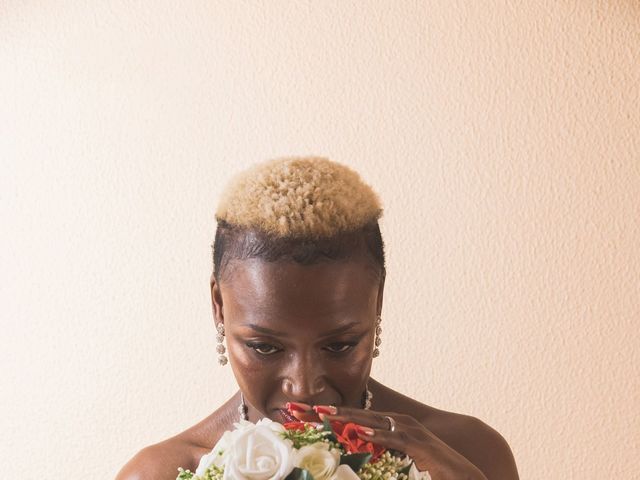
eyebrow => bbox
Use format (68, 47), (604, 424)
(241, 321), (360, 338)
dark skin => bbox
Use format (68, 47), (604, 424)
(116, 256), (519, 480)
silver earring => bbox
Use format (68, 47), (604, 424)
(364, 383), (373, 410)
(239, 392), (248, 421)
(216, 323), (228, 366)
(372, 315), (382, 358)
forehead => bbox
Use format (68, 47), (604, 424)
(220, 258), (380, 323)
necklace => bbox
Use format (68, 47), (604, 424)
(238, 383), (373, 422)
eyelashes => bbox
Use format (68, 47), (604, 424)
(245, 341), (358, 356)
(326, 343), (354, 353)
(245, 342), (280, 356)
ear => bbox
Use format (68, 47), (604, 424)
(210, 273), (224, 326)
(376, 270), (386, 317)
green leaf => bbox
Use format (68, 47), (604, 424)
(322, 417), (338, 443)
(339, 452), (372, 472)
(285, 467), (315, 480)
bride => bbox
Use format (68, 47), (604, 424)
(116, 157), (519, 480)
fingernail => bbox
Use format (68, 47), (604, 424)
(356, 426), (375, 436)
(313, 405), (337, 415)
(286, 402), (311, 412)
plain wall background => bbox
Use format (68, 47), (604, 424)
(1, 1), (639, 478)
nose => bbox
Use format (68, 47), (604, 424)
(282, 352), (327, 402)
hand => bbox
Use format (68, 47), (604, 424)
(290, 403), (488, 480)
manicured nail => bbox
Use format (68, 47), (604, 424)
(356, 425), (375, 436)
(313, 405), (337, 415)
(286, 402), (311, 412)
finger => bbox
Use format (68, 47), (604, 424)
(313, 405), (396, 431)
(292, 410), (322, 422)
(355, 425), (412, 453)
(287, 402), (321, 423)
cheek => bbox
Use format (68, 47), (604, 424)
(331, 344), (373, 387)
(226, 339), (282, 409)
(315, 342), (374, 404)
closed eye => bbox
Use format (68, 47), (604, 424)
(246, 341), (359, 356)
(324, 342), (357, 354)
(246, 342), (281, 356)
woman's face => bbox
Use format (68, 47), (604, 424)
(210, 256), (384, 423)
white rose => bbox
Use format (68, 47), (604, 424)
(294, 443), (341, 480)
(331, 464), (361, 479)
(407, 462), (432, 480)
(222, 418), (295, 480)
(194, 427), (236, 476)
(195, 420), (258, 475)
(195, 419), (293, 479)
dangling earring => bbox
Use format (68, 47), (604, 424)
(363, 382), (373, 410)
(238, 392), (248, 421)
(216, 323), (228, 366)
(372, 315), (382, 358)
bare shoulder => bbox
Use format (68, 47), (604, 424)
(425, 407), (519, 480)
(115, 397), (238, 480)
(371, 380), (519, 480)
(114, 436), (204, 480)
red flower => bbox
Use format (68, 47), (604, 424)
(283, 421), (308, 432)
(331, 421), (386, 460)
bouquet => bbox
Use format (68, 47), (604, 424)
(176, 417), (431, 480)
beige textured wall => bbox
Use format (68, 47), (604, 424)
(1, 1), (639, 478)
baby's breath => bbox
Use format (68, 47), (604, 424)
(280, 423), (342, 450)
(357, 451), (412, 480)
(176, 467), (194, 480)
(176, 464), (224, 480)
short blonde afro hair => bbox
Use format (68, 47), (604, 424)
(215, 156), (383, 238)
